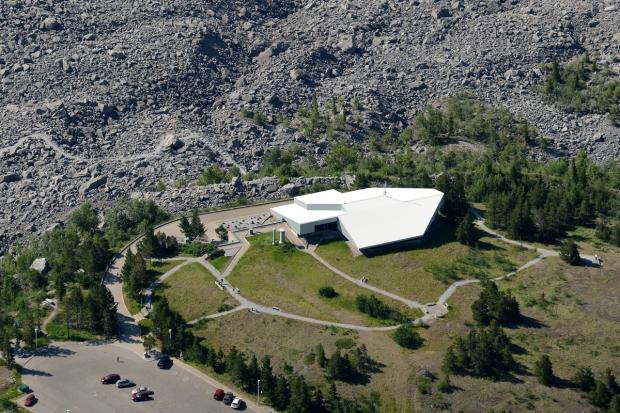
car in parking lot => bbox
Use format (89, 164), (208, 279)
(23, 394), (37, 407)
(231, 397), (244, 410)
(213, 388), (225, 400)
(131, 389), (151, 402)
(116, 379), (135, 388)
(222, 392), (234, 405)
(101, 373), (120, 384)
(157, 355), (173, 369)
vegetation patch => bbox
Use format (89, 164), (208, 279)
(227, 233), (419, 326)
(153, 262), (232, 321)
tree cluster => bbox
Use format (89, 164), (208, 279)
(572, 366), (620, 412)
(121, 250), (149, 301)
(443, 323), (515, 378)
(180, 241), (224, 258)
(391, 324), (423, 349)
(137, 226), (179, 258)
(542, 54), (620, 125)
(103, 199), (169, 247)
(62, 284), (117, 337)
(559, 239), (581, 265)
(179, 209), (205, 241)
(355, 294), (408, 323)
(471, 281), (521, 326)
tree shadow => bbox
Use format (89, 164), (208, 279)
(35, 345), (76, 358)
(503, 315), (548, 330)
(21, 367), (53, 377)
(551, 376), (574, 389)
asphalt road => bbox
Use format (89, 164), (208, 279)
(17, 342), (256, 413)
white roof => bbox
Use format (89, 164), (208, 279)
(271, 202), (345, 224)
(272, 187), (444, 249)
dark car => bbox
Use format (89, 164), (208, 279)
(213, 388), (225, 401)
(223, 392), (234, 405)
(23, 394), (37, 407)
(101, 373), (120, 384)
(131, 389), (151, 402)
(157, 355), (172, 369)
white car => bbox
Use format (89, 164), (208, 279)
(231, 397), (244, 410)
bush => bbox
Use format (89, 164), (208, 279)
(416, 376), (432, 394)
(335, 338), (356, 350)
(180, 242), (223, 259)
(392, 325), (423, 349)
(319, 286), (337, 298)
(534, 354), (555, 386)
(356, 294), (408, 323)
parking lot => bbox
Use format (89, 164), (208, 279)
(17, 342), (257, 413)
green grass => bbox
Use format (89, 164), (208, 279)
(316, 219), (537, 304)
(210, 255), (231, 272)
(153, 262), (233, 321)
(45, 312), (100, 341)
(124, 259), (185, 314)
(0, 368), (27, 413)
(227, 233), (420, 326)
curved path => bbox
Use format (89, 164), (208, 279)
(105, 205), (602, 339)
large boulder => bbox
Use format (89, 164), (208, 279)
(79, 176), (107, 195)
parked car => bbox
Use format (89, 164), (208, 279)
(101, 373), (120, 384)
(222, 392), (234, 405)
(157, 355), (172, 369)
(131, 389), (151, 402)
(18, 384), (30, 393)
(131, 387), (153, 396)
(23, 394), (37, 407)
(213, 388), (225, 401)
(116, 379), (135, 388)
(231, 397), (244, 410)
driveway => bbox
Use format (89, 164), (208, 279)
(17, 342), (256, 413)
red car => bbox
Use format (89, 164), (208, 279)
(213, 388), (225, 400)
(101, 373), (120, 384)
(24, 394), (37, 407)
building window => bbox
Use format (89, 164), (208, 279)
(314, 222), (338, 232)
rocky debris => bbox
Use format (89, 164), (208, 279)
(0, 0), (619, 251)
(79, 176), (108, 195)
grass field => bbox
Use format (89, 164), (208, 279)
(45, 312), (100, 341)
(209, 255), (231, 272)
(199, 235), (620, 412)
(153, 262), (233, 321)
(226, 233), (421, 326)
(124, 259), (185, 314)
(315, 219), (537, 304)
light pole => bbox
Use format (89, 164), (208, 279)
(257, 379), (261, 405)
(34, 326), (39, 352)
(168, 328), (172, 352)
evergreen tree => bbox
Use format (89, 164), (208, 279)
(573, 366), (596, 392)
(471, 281), (520, 326)
(456, 211), (477, 246)
(179, 215), (192, 239)
(260, 355), (275, 402)
(559, 239), (581, 265)
(273, 375), (290, 411)
(289, 375), (312, 413)
(534, 355), (554, 386)
(608, 395), (620, 413)
(436, 173), (469, 224)
(190, 209), (205, 240)
(316, 344), (327, 368)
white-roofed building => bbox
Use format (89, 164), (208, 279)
(270, 187), (444, 251)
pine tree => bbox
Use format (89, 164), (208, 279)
(260, 355), (275, 402)
(190, 209), (205, 240)
(179, 215), (192, 239)
(316, 343), (327, 368)
(559, 239), (581, 265)
(456, 211), (477, 246)
(573, 366), (596, 392)
(534, 354), (554, 386)
(273, 375), (290, 411)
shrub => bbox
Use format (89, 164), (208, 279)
(534, 354), (555, 386)
(438, 375), (452, 393)
(355, 294), (408, 322)
(392, 325), (423, 349)
(335, 338), (356, 350)
(319, 286), (337, 298)
(416, 376), (432, 394)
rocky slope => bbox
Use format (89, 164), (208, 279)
(0, 0), (619, 250)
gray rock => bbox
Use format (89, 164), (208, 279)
(1, 173), (21, 183)
(41, 17), (61, 30)
(79, 176), (107, 195)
